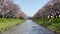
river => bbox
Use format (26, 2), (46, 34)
(2, 20), (55, 34)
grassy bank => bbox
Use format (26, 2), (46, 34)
(33, 18), (60, 34)
(0, 18), (25, 33)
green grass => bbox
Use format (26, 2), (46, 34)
(0, 18), (24, 33)
(33, 18), (60, 34)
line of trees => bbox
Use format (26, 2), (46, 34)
(0, 0), (28, 19)
(33, 0), (60, 18)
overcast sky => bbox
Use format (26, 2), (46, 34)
(13, 0), (49, 17)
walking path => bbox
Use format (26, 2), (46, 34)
(2, 20), (55, 34)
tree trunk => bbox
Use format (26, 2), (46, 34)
(49, 15), (51, 18)
(57, 14), (59, 18)
(54, 15), (56, 18)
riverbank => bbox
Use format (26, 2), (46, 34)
(33, 18), (60, 34)
(0, 18), (25, 33)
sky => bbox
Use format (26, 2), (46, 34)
(13, 0), (49, 17)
